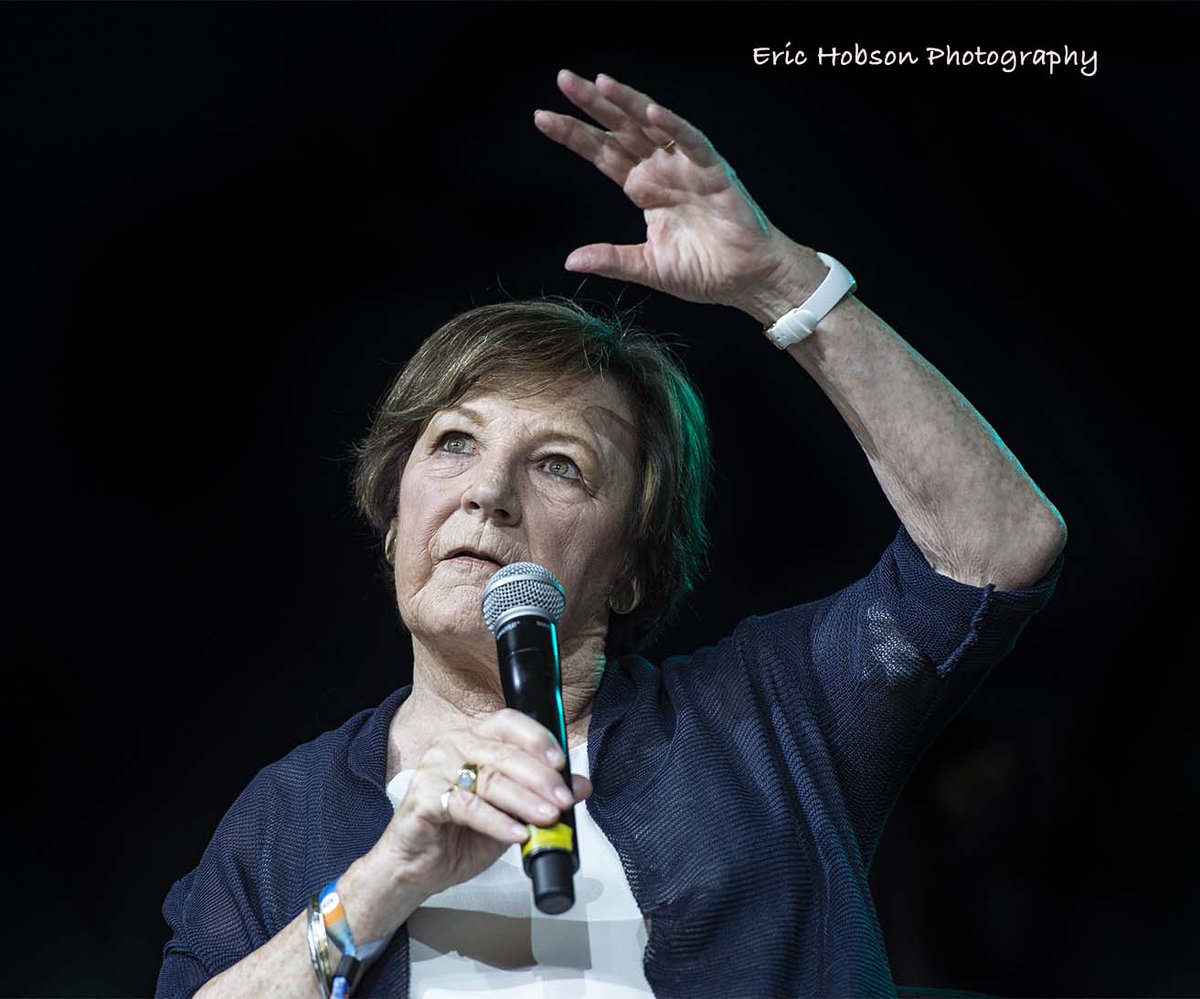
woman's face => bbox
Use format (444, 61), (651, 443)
(392, 374), (640, 654)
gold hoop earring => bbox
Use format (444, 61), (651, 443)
(384, 524), (397, 565)
(608, 579), (638, 615)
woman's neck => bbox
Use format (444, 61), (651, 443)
(388, 630), (606, 778)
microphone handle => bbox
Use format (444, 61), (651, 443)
(494, 614), (579, 915)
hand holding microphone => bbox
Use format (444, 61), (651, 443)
(369, 561), (584, 920)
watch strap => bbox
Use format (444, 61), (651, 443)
(763, 251), (856, 349)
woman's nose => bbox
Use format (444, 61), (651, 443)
(460, 461), (521, 524)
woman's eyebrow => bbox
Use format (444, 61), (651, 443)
(541, 406), (636, 470)
(535, 429), (602, 466)
(435, 403), (487, 426)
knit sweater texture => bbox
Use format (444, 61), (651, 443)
(157, 524), (1063, 997)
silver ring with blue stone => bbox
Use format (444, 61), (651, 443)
(455, 763), (480, 794)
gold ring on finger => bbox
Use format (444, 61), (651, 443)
(455, 763), (480, 794)
(659, 139), (676, 153)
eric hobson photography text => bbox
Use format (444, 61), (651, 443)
(753, 42), (1099, 77)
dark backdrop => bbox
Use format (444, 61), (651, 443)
(4, 2), (1196, 996)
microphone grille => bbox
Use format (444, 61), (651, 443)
(481, 562), (566, 634)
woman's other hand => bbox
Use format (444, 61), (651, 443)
(372, 708), (591, 901)
(533, 68), (815, 312)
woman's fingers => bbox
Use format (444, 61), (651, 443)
(564, 242), (649, 283)
(533, 108), (636, 188)
(474, 763), (573, 827)
(592, 72), (671, 143)
(438, 769), (593, 847)
(601, 73), (719, 167)
(438, 774), (531, 843)
(554, 68), (660, 161)
(593, 72), (720, 168)
(570, 774), (593, 801)
(412, 709), (593, 857)
(643, 101), (720, 167)
(473, 707), (564, 760)
(439, 709), (578, 816)
(537, 69), (720, 184)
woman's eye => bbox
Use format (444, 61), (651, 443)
(436, 431), (472, 454)
(543, 456), (582, 481)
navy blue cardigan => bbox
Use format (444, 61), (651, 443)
(157, 525), (1063, 997)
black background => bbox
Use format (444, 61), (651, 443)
(4, 2), (1197, 996)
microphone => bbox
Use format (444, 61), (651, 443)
(481, 562), (578, 915)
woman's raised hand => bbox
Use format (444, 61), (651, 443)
(373, 708), (591, 901)
(534, 69), (806, 312)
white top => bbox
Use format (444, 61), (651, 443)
(386, 739), (653, 997)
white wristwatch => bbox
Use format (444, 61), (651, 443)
(763, 252), (857, 350)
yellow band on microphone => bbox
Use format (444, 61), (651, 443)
(521, 821), (574, 859)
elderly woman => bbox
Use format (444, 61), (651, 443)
(157, 70), (1065, 998)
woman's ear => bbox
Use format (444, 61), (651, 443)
(608, 576), (640, 615)
(384, 520), (398, 565)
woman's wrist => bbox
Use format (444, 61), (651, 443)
(334, 849), (426, 956)
(731, 237), (843, 328)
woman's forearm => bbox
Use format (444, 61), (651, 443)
(194, 850), (418, 999)
(192, 908), (326, 999)
(736, 239), (1066, 590)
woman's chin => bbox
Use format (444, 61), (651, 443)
(408, 611), (494, 649)
(400, 579), (493, 631)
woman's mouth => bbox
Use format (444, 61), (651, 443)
(446, 551), (501, 568)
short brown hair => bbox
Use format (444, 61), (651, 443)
(352, 297), (713, 659)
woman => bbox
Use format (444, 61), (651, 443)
(157, 70), (1066, 998)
